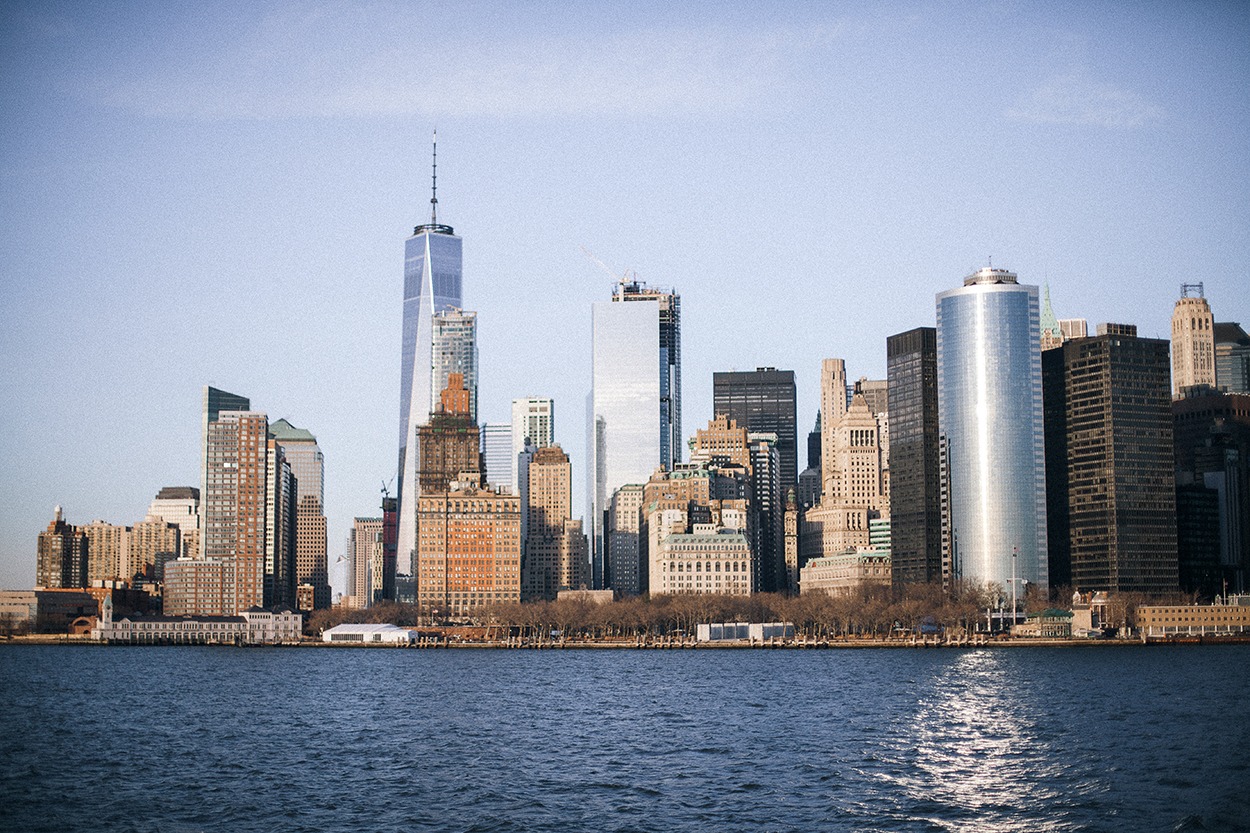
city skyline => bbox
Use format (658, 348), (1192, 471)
(2, 2), (1248, 591)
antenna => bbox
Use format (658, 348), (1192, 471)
(430, 129), (439, 225)
(1180, 282), (1204, 299)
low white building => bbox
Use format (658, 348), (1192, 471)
(321, 623), (417, 645)
(92, 596), (302, 645)
(697, 622), (795, 642)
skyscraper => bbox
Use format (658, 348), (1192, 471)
(35, 506), (86, 589)
(1171, 283), (1215, 398)
(588, 277), (681, 588)
(481, 423), (514, 491)
(1043, 323), (1177, 593)
(511, 397), (554, 489)
(521, 445), (588, 601)
(350, 516), (384, 606)
(936, 265), (1048, 594)
(146, 487), (200, 559)
(270, 418), (326, 608)
(819, 359), (848, 500)
(1215, 321), (1250, 394)
(202, 407), (270, 613)
(201, 386), (249, 517)
(887, 327), (943, 587)
(712, 368), (798, 487)
(432, 308), (478, 422)
(396, 133), (464, 588)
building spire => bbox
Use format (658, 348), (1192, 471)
(430, 129), (439, 225)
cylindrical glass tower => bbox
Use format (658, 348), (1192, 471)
(936, 267), (1048, 595)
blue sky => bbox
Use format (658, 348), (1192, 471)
(2, 1), (1247, 591)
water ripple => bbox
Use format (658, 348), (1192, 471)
(1, 645), (1248, 832)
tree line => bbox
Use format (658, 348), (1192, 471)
(306, 583), (1193, 639)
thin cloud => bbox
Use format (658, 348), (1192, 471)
(97, 9), (844, 121)
(1008, 72), (1164, 129)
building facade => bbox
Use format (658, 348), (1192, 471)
(511, 396), (555, 490)
(351, 517), (385, 607)
(146, 487), (200, 559)
(481, 422), (514, 491)
(799, 548), (891, 596)
(36, 506), (87, 589)
(521, 445), (589, 600)
(432, 307), (478, 422)
(1171, 284), (1216, 398)
(1215, 322), (1250, 395)
(416, 477), (521, 617)
(270, 418), (326, 609)
(651, 528), (753, 596)
(887, 327), (943, 587)
(1043, 324), (1178, 593)
(712, 368), (797, 487)
(589, 278), (681, 588)
(936, 265), (1048, 592)
(200, 402), (270, 614)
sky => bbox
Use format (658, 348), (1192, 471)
(2, 0), (1247, 593)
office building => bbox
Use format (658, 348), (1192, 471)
(887, 327), (943, 587)
(1043, 324), (1178, 593)
(799, 549), (891, 596)
(418, 374), (481, 495)
(712, 368), (797, 486)
(651, 527), (753, 596)
(416, 473), (521, 617)
(201, 387), (250, 517)
(936, 265), (1048, 592)
(396, 133), (464, 589)
(35, 506), (87, 589)
(1171, 283), (1216, 398)
(589, 277), (681, 588)
(521, 446), (589, 600)
(270, 418), (325, 609)
(819, 359), (848, 499)
(200, 399), (270, 614)
(1215, 322), (1250, 394)
(1173, 390), (1250, 593)
(511, 397), (554, 490)
(147, 487), (200, 559)
(606, 484), (646, 594)
(127, 516), (180, 583)
(432, 307), (478, 422)
(351, 517), (384, 607)
(81, 520), (127, 585)
(481, 422), (514, 491)
(163, 557), (230, 617)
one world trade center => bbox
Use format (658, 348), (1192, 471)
(396, 133), (462, 593)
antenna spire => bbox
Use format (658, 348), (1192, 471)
(430, 129), (439, 225)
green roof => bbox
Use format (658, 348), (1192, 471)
(268, 418), (317, 443)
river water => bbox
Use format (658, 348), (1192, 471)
(1, 644), (1247, 832)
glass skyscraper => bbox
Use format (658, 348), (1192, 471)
(588, 279), (681, 588)
(936, 267), (1048, 594)
(712, 368), (797, 487)
(396, 149), (463, 587)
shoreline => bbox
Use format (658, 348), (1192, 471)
(5, 634), (1249, 649)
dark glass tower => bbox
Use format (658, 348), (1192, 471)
(886, 327), (942, 586)
(1042, 324), (1178, 593)
(396, 134), (463, 591)
(712, 367), (798, 487)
